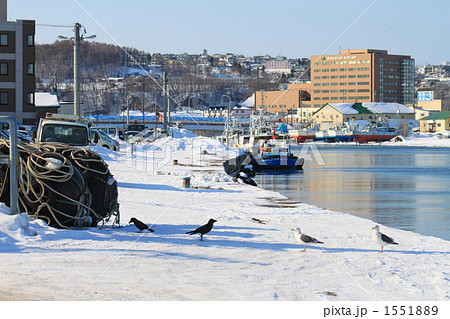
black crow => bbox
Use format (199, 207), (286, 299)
(186, 218), (217, 241)
(129, 217), (155, 233)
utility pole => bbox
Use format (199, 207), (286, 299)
(163, 72), (168, 130)
(142, 78), (145, 124)
(58, 23), (96, 117)
(222, 95), (231, 145)
(73, 22), (81, 117)
(299, 89), (303, 124)
(167, 90), (171, 125)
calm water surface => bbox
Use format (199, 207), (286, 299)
(254, 145), (450, 241)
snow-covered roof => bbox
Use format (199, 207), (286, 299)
(241, 94), (255, 107)
(346, 119), (371, 128)
(328, 103), (359, 114)
(233, 105), (251, 110)
(35, 92), (60, 107)
(362, 103), (414, 114)
(320, 102), (414, 115)
(387, 119), (419, 129)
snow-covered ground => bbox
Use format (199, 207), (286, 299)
(311, 132), (450, 148)
(0, 129), (449, 303)
(382, 132), (450, 147)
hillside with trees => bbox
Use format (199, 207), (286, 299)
(35, 41), (303, 116)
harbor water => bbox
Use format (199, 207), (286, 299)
(254, 144), (450, 241)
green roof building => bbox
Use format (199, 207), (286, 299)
(419, 111), (450, 133)
(312, 102), (415, 129)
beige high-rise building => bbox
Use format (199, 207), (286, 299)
(311, 49), (414, 107)
(254, 49), (415, 119)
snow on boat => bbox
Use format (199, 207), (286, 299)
(250, 144), (304, 170)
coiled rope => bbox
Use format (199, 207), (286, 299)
(0, 140), (119, 229)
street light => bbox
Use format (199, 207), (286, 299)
(222, 94), (231, 118)
(187, 95), (195, 113)
(222, 95), (231, 145)
(141, 77), (146, 124)
(58, 22), (96, 117)
(126, 94), (135, 127)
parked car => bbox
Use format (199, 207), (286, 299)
(90, 126), (123, 140)
(90, 128), (120, 151)
(128, 129), (155, 144)
(118, 130), (125, 141)
(18, 129), (33, 138)
(124, 131), (140, 140)
(36, 114), (90, 148)
(0, 130), (33, 143)
(126, 124), (146, 132)
(0, 130), (8, 140)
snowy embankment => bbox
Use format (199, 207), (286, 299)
(0, 129), (449, 301)
(382, 132), (450, 147)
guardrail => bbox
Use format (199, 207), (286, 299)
(0, 116), (18, 215)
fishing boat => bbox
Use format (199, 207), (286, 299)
(353, 127), (399, 143)
(315, 128), (355, 142)
(288, 129), (318, 143)
(250, 143), (304, 170)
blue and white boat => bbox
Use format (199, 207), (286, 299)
(315, 128), (355, 142)
(250, 144), (304, 170)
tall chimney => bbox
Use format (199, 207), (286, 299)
(0, 0), (6, 21)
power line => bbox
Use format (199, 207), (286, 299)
(36, 23), (72, 28)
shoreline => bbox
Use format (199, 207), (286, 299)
(259, 142), (450, 242)
(120, 134), (450, 246)
(126, 133), (450, 243)
(304, 133), (450, 148)
(1, 132), (449, 301)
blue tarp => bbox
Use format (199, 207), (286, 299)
(86, 114), (250, 123)
(275, 123), (288, 133)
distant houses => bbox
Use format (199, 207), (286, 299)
(312, 102), (416, 130)
(202, 102), (253, 119)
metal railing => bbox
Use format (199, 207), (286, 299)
(0, 116), (18, 215)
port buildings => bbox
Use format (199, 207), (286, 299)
(255, 49), (415, 123)
(311, 102), (416, 130)
(419, 111), (450, 133)
(0, 0), (36, 125)
(416, 90), (450, 112)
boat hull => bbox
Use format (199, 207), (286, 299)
(289, 131), (318, 142)
(251, 155), (304, 170)
(317, 135), (355, 143)
(354, 133), (398, 143)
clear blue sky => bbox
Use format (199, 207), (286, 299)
(7, 0), (450, 65)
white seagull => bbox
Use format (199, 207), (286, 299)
(291, 227), (324, 252)
(372, 225), (398, 252)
